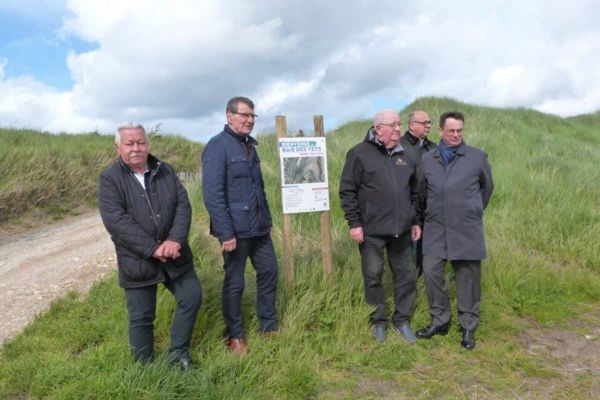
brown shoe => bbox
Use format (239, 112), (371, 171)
(227, 338), (249, 355)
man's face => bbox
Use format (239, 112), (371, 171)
(116, 128), (149, 172)
(408, 112), (432, 140)
(439, 118), (464, 147)
(374, 113), (402, 149)
(226, 101), (256, 136)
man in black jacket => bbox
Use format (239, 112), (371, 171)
(400, 110), (436, 277)
(339, 109), (422, 344)
(99, 123), (202, 369)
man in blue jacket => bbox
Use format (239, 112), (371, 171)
(416, 112), (494, 350)
(202, 96), (279, 355)
(99, 123), (202, 369)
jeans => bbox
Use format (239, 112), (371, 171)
(359, 232), (416, 325)
(124, 268), (202, 362)
(222, 234), (279, 338)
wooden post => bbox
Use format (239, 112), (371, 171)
(276, 116), (294, 285)
(313, 115), (333, 282)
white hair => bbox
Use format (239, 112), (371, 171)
(373, 109), (399, 125)
(115, 123), (147, 144)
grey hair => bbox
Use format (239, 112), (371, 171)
(408, 111), (416, 123)
(226, 96), (255, 113)
(373, 109), (399, 125)
(115, 123), (147, 144)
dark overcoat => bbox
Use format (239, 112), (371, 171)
(421, 142), (494, 260)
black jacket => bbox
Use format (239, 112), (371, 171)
(339, 128), (421, 236)
(201, 125), (273, 241)
(400, 131), (437, 162)
(99, 154), (194, 288)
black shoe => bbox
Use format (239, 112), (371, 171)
(172, 357), (195, 371)
(415, 323), (450, 339)
(461, 329), (475, 350)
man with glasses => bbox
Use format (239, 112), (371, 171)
(202, 96), (279, 355)
(400, 111), (437, 277)
(416, 111), (494, 350)
(339, 109), (422, 343)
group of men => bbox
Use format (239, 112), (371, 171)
(98, 96), (493, 370)
(340, 109), (494, 350)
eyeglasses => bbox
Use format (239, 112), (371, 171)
(411, 120), (432, 126)
(231, 111), (258, 119)
(378, 122), (402, 128)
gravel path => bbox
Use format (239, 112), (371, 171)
(0, 212), (115, 345)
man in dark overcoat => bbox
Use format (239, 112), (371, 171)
(416, 111), (494, 350)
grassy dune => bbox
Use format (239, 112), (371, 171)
(1, 97), (600, 399)
(0, 129), (202, 225)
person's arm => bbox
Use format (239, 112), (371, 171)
(339, 149), (364, 243)
(201, 142), (235, 242)
(98, 172), (159, 259)
(480, 153), (494, 209)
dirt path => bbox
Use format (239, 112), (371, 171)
(0, 211), (115, 345)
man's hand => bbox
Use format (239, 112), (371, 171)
(411, 225), (422, 241)
(349, 226), (364, 244)
(221, 237), (237, 252)
(153, 240), (182, 261)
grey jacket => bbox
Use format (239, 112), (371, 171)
(421, 142), (494, 260)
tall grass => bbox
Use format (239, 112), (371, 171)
(0, 129), (202, 225)
(2, 98), (600, 398)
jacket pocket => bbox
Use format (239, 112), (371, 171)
(229, 202), (251, 233)
(229, 156), (250, 179)
(118, 255), (159, 282)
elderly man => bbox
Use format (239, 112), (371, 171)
(339, 109), (422, 343)
(99, 123), (202, 369)
(400, 111), (437, 277)
(202, 96), (279, 355)
(416, 112), (494, 350)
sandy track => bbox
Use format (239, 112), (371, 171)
(0, 212), (115, 345)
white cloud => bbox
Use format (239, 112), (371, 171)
(1, 0), (600, 141)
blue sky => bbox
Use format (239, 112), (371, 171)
(0, 2), (96, 88)
(1, 0), (599, 142)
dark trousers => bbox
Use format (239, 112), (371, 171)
(422, 256), (481, 330)
(222, 234), (279, 339)
(359, 233), (416, 325)
(124, 268), (202, 362)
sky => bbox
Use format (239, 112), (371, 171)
(0, 0), (599, 143)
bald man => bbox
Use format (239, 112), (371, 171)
(400, 110), (436, 277)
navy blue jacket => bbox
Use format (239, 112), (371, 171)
(99, 154), (195, 288)
(201, 125), (273, 241)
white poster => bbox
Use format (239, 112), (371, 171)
(279, 137), (330, 214)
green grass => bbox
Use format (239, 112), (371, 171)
(2, 97), (600, 399)
(0, 129), (202, 225)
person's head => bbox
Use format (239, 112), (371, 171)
(373, 109), (402, 149)
(439, 111), (464, 148)
(115, 123), (149, 172)
(407, 110), (432, 140)
(226, 96), (256, 136)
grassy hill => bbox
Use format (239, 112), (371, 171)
(1, 97), (600, 399)
(0, 129), (202, 226)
